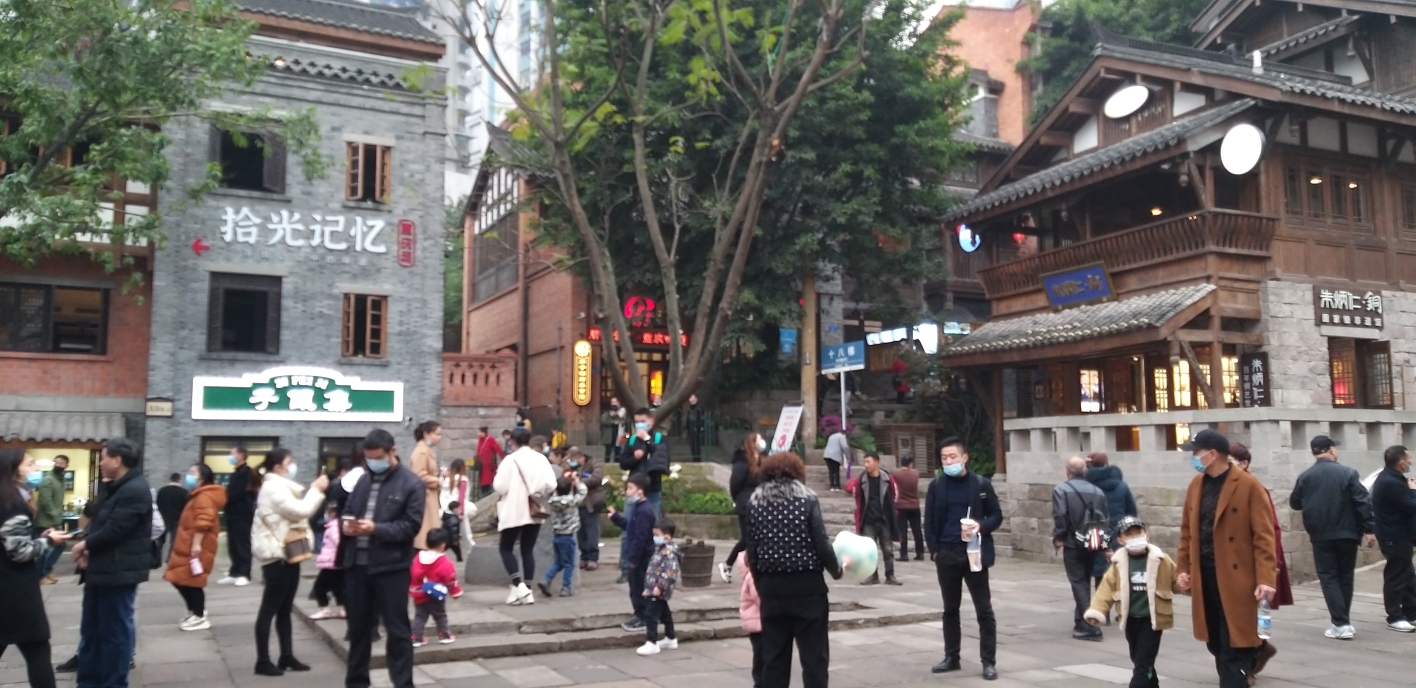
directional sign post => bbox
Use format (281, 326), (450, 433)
(822, 341), (865, 442)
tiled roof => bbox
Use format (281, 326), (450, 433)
(942, 99), (1257, 223)
(940, 284), (1216, 357)
(956, 130), (1015, 156)
(269, 55), (408, 89)
(0, 411), (127, 443)
(1259, 14), (1361, 57)
(236, 0), (442, 45)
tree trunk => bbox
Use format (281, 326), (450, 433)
(800, 272), (818, 451)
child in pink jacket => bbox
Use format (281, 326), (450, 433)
(308, 507), (345, 619)
(736, 558), (762, 687)
(410, 528), (463, 646)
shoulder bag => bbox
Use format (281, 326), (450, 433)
(515, 456), (550, 522)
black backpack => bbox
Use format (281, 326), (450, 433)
(1064, 483), (1110, 551)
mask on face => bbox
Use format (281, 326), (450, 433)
(286, 464), (299, 480)
(26, 471), (43, 487)
(183, 474), (198, 489)
(1125, 536), (1150, 554)
(228, 454), (238, 466)
(756, 437), (768, 452)
(942, 463), (964, 478)
(568, 460), (580, 469)
(366, 459), (391, 474)
(653, 535), (666, 546)
(625, 493), (640, 508)
(1191, 452), (1207, 473)
(635, 422), (650, 433)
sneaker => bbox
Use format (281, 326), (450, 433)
(41, 574), (58, 585)
(621, 619), (645, 632)
(177, 613), (197, 627)
(636, 640), (661, 656)
(438, 631), (456, 645)
(180, 614), (211, 631)
(1324, 625), (1343, 639)
(537, 581), (553, 598)
(308, 607), (339, 620)
(1339, 625), (1356, 640)
(217, 576), (238, 585)
(233, 576), (251, 587)
(412, 634), (427, 648)
(1389, 620), (1416, 632)
(507, 582), (534, 606)
(559, 587), (576, 597)
(585, 561), (599, 571)
(718, 562), (732, 584)
(657, 638), (678, 651)
(334, 605), (347, 619)
(615, 572), (628, 584)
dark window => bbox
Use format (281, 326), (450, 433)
(0, 283), (108, 354)
(341, 294), (387, 358)
(473, 211), (519, 301)
(345, 142), (392, 204)
(200, 437), (278, 486)
(210, 127), (286, 194)
(207, 273), (281, 354)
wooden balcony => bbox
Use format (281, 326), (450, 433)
(442, 353), (517, 407)
(977, 209), (1277, 316)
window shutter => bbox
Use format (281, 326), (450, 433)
(208, 125), (223, 165)
(262, 135), (287, 194)
(341, 294), (355, 357)
(367, 296), (386, 358)
(346, 142), (363, 201)
(377, 146), (393, 204)
(264, 282), (282, 355)
(206, 285), (224, 352)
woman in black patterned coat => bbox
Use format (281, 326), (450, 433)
(0, 449), (75, 688)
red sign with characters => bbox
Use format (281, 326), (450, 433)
(396, 219), (416, 268)
(588, 327), (688, 347)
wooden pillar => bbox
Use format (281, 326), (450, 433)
(992, 368), (1007, 475)
(800, 272), (818, 450)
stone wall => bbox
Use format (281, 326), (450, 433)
(440, 405), (518, 465)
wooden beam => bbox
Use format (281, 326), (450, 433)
(1175, 330), (1265, 346)
(1186, 158), (1211, 209)
(1068, 98), (1102, 115)
(1039, 131), (1072, 149)
(1176, 337), (1219, 409)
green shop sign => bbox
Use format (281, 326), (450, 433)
(191, 366), (403, 422)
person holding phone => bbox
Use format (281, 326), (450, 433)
(163, 464), (226, 632)
(251, 448), (329, 676)
(1, 449), (74, 688)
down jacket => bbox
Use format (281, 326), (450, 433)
(253, 473), (326, 565)
(83, 469), (153, 587)
(163, 484), (227, 588)
(492, 447), (558, 531)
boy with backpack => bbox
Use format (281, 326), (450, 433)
(1052, 456), (1111, 641)
(538, 475), (587, 597)
(1085, 516), (1183, 688)
(636, 518), (681, 656)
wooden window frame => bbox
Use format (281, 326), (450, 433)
(1361, 340), (1394, 409)
(1281, 154), (1373, 233)
(341, 294), (388, 359)
(345, 142), (392, 204)
(1330, 338), (1359, 407)
(0, 282), (109, 355)
(207, 273), (281, 354)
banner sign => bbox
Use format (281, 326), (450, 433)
(768, 402), (805, 455)
(1041, 263), (1115, 309)
(1239, 353), (1271, 408)
(191, 366), (402, 421)
(1313, 286), (1383, 329)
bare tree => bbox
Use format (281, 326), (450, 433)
(444, 0), (869, 419)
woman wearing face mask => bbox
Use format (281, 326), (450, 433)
(0, 449), (72, 688)
(251, 448), (329, 676)
(163, 464), (227, 631)
(1230, 443), (1291, 686)
(718, 433), (766, 583)
(411, 421), (445, 550)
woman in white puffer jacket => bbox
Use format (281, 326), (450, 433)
(250, 448), (328, 677)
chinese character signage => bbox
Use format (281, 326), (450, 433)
(1239, 353), (1271, 408)
(821, 341), (866, 374)
(1313, 286), (1383, 329)
(587, 327), (688, 347)
(1041, 263), (1115, 309)
(191, 366), (403, 421)
(571, 340), (593, 407)
(218, 206), (389, 253)
(396, 219), (416, 267)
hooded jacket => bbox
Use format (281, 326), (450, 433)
(1083, 465), (1138, 531)
(1085, 545), (1183, 631)
(644, 541), (681, 599)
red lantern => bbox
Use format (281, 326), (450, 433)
(1012, 232), (1026, 244)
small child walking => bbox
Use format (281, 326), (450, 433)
(410, 528), (463, 647)
(735, 558), (763, 687)
(637, 518), (681, 656)
(538, 475), (587, 598)
(308, 505), (346, 619)
(1084, 516), (1183, 688)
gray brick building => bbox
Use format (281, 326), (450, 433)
(142, 0), (448, 480)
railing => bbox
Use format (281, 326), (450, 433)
(442, 353), (517, 406)
(976, 209), (1277, 298)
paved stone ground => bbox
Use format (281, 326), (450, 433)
(5, 542), (1414, 688)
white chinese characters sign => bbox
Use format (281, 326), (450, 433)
(220, 207), (388, 253)
(1313, 286), (1383, 329)
(191, 366), (403, 422)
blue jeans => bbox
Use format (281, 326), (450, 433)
(40, 537), (65, 577)
(77, 584), (137, 688)
(544, 534), (577, 589)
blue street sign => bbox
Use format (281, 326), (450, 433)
(821, 341), (865, 374)
(779, 327), (798, 355)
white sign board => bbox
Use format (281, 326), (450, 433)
(768, 402), (805, 455)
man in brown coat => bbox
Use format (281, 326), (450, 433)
(1176, 429), (1278, 688)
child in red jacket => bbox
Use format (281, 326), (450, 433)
(410, 528), (463, 646)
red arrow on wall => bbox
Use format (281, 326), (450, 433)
(191, 238), (211, 256)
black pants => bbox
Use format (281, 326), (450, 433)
(726, 513), (749, 567)
(862, 522), (893, 578)
(577, 506), (601, 562)
(0, 641), (55, 688)
(628, 561), (648, 621)
(1063, 547), (1099, 633)
(345, 565), (414, 688)
(254, 561), (301, 663)
(689, 433), (703, 462)
(896, 508), (923, 559)
(227, 512), (253, 578)
(413, 599), (449, 637)
(645, 597), (675, 642)
(1201, 564), (1258, 688)
(1379, 539), (1416, 624)
(824, 459), (841, 490)
(935, 546), (996, 663)
(1312, 538), (1358, 626)
(499, 524), (541, 584)
(749, 632), (764, 687)
(311, 568), (346, 607)
(1124, 616), (1163, 688)
(174, 584), (205, 617)
(759, 593), (829, 688)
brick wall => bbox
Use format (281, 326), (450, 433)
(0, 255), (151, 401)
(949, 4), (1038, 146)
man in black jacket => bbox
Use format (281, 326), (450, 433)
(619, 408), (670, 516)
(155, 473), (188, 560)
(1289, 435), (1375, 639)
(342, 429), (425, 688)
(70, 438), (151, 688)
(924, 437), (1002, 681)
(219, 446), (255, 586)
(1371, 445), (1416, 632)
(684, 394), (706, 462)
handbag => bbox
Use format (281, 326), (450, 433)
(514, 457), (550, 522)
(283, 525), (313, 564)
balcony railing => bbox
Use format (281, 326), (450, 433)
(977, 209), (1277, 298)
(442, 353), (517, 407)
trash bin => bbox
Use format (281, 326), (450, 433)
(679, 539), (716, 588)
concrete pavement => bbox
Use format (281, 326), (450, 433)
(4, 543), (1414, 688)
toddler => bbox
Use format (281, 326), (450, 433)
(637, 518), (681, 656)
(410, 528), (463, 646)
(736, 558), (762, 686)
(538, 475), (587, 597)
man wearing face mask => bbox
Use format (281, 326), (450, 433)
(219, 446), (255, 586)
(155, 473), (189, 562)
(1176, 429), (1277, 688)
(34, 456), (69, 584)
(1370, 445), (1416, 633)
(619, 409), (669, 517)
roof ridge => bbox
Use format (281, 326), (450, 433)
(1094, 28), (1349, 85)
(1258, 13), (1361, 56)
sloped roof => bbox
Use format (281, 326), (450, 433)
(0, 411), (126, 443)
(940, 284), (1216, 357)
(956, 130), (1015, 156)
(942, 98), (1257, 223)
(1259, 13), (1361, 57)
(236, 0), (441, 45)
